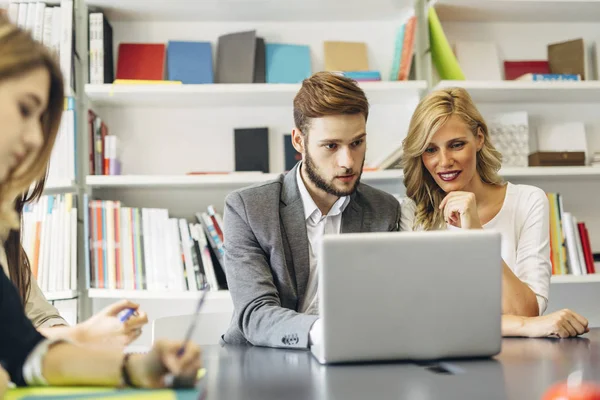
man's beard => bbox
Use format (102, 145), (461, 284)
(303, 150), (363, 197)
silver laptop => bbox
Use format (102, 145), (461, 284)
(310, 230), (502, 364)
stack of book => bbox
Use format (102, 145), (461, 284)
(85, 199), (227, 292)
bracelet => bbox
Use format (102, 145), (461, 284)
(120, 353), (136, 388)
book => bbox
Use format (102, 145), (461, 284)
(88, 12), (114, 84)
(323, 41), (369, 72)
(253, 37), (266, 83)
(167, 41), (213, 84)
(341, 71), (381, 81)
(234, 128), (270, 173)
(215, 30), (256, 83)
(516, 73), (580, 81)
(454, 41), (502, 81)
(428, 6), (465, 80)
(504, 61), (550, 80)
(548, 38), (588, 80)
(265, 43), (311, 84)
(116, 43), (166, 81)
(398, 16), (416, 81)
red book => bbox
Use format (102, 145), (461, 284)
(504, 60), (550, 80)
(578, 222), (595, 274)
(116, 43), (166, 80)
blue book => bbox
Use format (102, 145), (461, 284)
(342, 71), (381, 81)
(265, 44), (311, 84)
(167, 41), (213, 84)
(517, 73), (581, 81)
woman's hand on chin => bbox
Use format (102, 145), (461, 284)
(439, 191), (482, 229)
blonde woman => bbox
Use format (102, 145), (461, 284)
(0, 16), (201, 387)
(401, 87), (589, 338)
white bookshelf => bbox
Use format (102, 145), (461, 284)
(86, 167), (600, 190)
(44, 290), (78, 301)
(434, 80), (600, 103)
(86, 170), (406, 189)
(85, 81), (427, 108)
(85, 0), (414, 22)
(551, 274), (600, 284)
(434, 0), (600, 22)
(499, 166), (600, 178)
(43, 180), (77, 195)
(87, 288), (231, 300)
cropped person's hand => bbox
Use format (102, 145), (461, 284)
(127, 340), (202, 388)
(0, 365), (9, 398)
(74, 300), (148, 347)
(523, 309), (589, 338)
(439, 191), (482, 229)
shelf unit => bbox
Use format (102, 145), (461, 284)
(85, 166), (600, 190)
(434, 80), (600, 103)
(41, 179), (77, 195)
(85, 0), (414, 22)
(433, 0), (600, 23)
(43, 290), (79, 301)
(87, 288), (231, 300)
(85, 81), (427, 108)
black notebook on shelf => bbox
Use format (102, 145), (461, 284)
(234, 127), (270, 173)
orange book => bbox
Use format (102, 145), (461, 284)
(32, 219), (42, 279)
(398, 16), (416, 81)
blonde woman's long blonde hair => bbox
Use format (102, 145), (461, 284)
(0, 15), (64, 301)
(402, 87), (503, 231)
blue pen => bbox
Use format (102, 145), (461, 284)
(118, 308), (136, 323)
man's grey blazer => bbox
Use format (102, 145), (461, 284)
(221, 163), (401, 349)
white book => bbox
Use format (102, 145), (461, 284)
(179, 219), (197, 292)
(155, 209), (169, 291)
(25, 3), (36, 33)
(55, 195), (65, 292)
(166, 219), (183, 291)
(42, 7), (53, 49)
(535, 122), (588, 154)
(571, 216), (587, 276)
(89, 13), (102, 84)
(59, 0), (73, 95)
(562, 213), (583, 276)
(454, 41), (502, 81)
(61, 194), (71, 292)
(50, 6), (61, 61)
(120, 208), (132, 290)
(17, 3), (28, 28)
(70, 206), (77, 291)
(8, 3), (20, 25)
(33, 1), (46, 42)
(141, 209), (153, 290)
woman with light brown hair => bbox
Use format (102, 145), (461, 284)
(0, 15), (147, 346)
(0, 15), (201, 389)
(401, 87), (589, 338)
